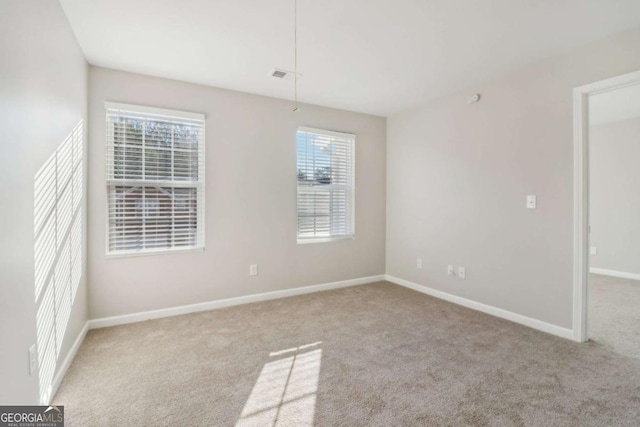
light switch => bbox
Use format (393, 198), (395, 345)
(526, 195), (537, 209)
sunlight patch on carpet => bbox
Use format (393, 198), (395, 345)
(237, 344), (322, 426)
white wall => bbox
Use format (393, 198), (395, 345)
(386, 28), (640, 330)
(590, 116), (640, 276)
(0, 1), (88, 404)
(88, 67), (386, 319)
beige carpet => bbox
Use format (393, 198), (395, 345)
(54, 282), (640, 426)
(589, 273), (640, 359)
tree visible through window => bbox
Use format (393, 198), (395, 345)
(105, 103), (205, 255)
(296, 127), (355, 243)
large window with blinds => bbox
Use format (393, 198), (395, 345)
(105, 102), (205, 256)
(296, 127), (355, 243)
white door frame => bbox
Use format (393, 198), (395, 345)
(572, 69), (640, 342)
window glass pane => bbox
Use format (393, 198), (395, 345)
(108, 186), (199, 252)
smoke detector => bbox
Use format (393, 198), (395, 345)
(271, 68), (303, 81)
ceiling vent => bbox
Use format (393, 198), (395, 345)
(271, 68), (303, 81)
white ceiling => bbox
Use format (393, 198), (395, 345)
(59, 0), (640, 117)
(590, 83), (640, 126)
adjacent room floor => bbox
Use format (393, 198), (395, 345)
(55, 282), (640, 426)
(589, 273), (640, 360)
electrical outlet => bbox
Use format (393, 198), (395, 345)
(417, 258), (423, 269)
(458, 267), (466, 279)
(29, 345), (37, 375)
(249, 264), (258, 276)
(526, 195), (537, 209)
(447, 265), (455, 277)
(590, 246), (597, 255)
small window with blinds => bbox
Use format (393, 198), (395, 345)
(105, 102), (205, 256)
(297, 127), (355, 243)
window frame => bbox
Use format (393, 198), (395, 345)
(104, 102), (206, 258)
(296, 126), (356, 244)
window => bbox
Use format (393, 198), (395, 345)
(296, 127), (355, 243)
(105, 102), (205, 256)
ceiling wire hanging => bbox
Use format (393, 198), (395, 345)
(293, 0), (300, 112)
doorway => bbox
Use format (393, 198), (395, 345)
(573, 70), (640, 353)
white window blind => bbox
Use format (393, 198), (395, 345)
(296, 127), (355, 243)
(105, 102), (205, 256)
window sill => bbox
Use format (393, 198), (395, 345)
(106, 246), (204, 259)
(297, 235), (355, 245)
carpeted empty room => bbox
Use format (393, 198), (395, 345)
(6, 1), (640, 425)
(55, 282), (640, 426)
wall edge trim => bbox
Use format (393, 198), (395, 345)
(385, 274), (574, 340)
(590, 268), (640, 281)
(88, 275), (386, 329)
(49, 321), (90, 404)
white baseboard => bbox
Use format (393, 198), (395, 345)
(89, 274), (386, 329)
(385, 275), (574, 340)
(589, 268), (640, 281)
(48, 321), (89, 404)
